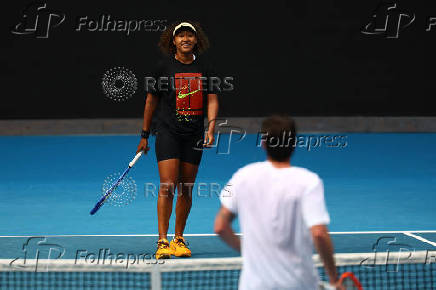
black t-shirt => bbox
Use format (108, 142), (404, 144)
(146, 56), (217, 136)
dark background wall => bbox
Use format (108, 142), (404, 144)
(1, 0), (436, 118)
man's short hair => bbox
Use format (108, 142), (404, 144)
(261, 115), (297, 162)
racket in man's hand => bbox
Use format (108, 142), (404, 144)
(319, 272), (362, 290)
(338, 272), (362, 290)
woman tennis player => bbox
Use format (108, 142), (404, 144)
(137, 21), (219, 259)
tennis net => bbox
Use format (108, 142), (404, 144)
(0, 251), (435, 289)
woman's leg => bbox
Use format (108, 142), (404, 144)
(157, 158), (180, 240)
(174, 161), (199, 237)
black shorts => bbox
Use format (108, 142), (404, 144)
(155, 126), (204, 165)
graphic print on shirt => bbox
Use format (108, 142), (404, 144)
(174, 73), (203, 122)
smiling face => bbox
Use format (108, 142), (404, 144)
(173, 29), (197, 54)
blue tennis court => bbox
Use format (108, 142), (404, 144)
(1, 132), (436, 290)
(0, 133), (435, 256)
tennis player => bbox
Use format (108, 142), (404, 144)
(137, 21), (218, 259)
(215, 115), (341, 289)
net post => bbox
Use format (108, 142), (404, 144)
(151, 263), (162, 290)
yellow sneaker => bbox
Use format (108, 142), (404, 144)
(170, 236), (191, 257)
(155, 238), (173, 259)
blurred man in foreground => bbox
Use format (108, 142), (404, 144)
(215, 115), (341, 289)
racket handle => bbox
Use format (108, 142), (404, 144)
(129, 151), (143, 168)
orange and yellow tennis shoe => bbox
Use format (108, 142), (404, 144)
(170, 236), (191, 257)
(155, 238), (173, 259)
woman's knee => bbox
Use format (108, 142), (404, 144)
(177, 182), (194, 200)
(159, 180), (176, 197)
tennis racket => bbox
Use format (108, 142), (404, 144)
(90, 151), (143, 215)
(319, 272), (362, 290)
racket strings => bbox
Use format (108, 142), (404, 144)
(340, 272), (362, 290)
(343, 278), (359, 289)
(101, 172), (137, 207)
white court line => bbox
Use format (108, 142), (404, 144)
(1, 230), (436, 238)
(0, 234), (232, 238)
(330, 230), (436, 234)
(404, 232), (436, 247)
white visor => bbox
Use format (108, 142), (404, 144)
(173, 22), (196, 36)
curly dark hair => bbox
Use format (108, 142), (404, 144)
(158, 21), (210, 55)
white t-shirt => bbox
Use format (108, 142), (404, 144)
(220, 161), (330, 290)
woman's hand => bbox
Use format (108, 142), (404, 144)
(203, 130), (215, 148)
(136, 138), (150, 154)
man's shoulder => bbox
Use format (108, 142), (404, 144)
(292, 167), (322, 194)
(230, 162), (267, 179)
(235, 162), (319, 176)
(291, 166), (320, 179)
(238, 161), (267, 172)
(231, 163), (321, 185)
